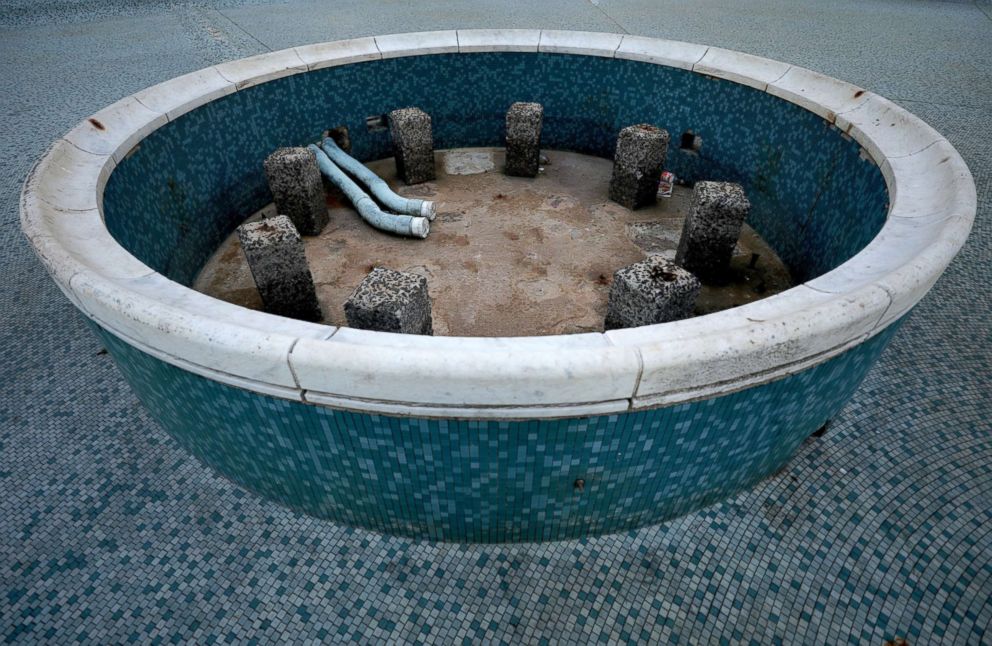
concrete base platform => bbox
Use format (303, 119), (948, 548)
(195, 148), (792, 336)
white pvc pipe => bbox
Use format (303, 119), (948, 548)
(308, 145), (430, 239)
(321, 138), (436, 220)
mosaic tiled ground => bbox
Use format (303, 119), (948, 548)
(89, 322), (903, 544)
(2, 1), (991, 643)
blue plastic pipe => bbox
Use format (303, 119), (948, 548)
(320, 137), (436, 221)
(308, 145), (430, 239)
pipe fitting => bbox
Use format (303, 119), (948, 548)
(410, 217), (430, 239)
(321, 138), (436, 220)
(308, 145), (429, 239)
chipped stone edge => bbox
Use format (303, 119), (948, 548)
(214, 48), (308, 90)
(295, 37), (382, 71)
(19, 32), (976, 419)
(457, 29), (541, 53)
(375, 30), (460, 59)
(538, 30), (623, 57)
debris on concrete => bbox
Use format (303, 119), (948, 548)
(310, 139), (431, 239)
(505, 102), (544, 178)
(675, 181), (751, 282)
(263, 147), (328, 236)
(444, 151), (495, 175)
(625, 221), (682, 260)
(605, 256), (701, 329)
(609, 124), (670, 210)
(344, 267), (433, 334)
(389, 107), (436, 185)
(237, 215), (322, 321)
(657, 171), (675, 198)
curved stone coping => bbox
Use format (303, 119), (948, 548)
(20, 30), (976, 419)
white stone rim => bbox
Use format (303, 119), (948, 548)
(20, 30), (976, 419)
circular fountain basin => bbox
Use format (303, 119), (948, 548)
(21, 31), (975, 542)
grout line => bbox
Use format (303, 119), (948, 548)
(90, 314), (304, 400)
(890, 96), (991, 111)
(132, 95), (170, 122)
(873, 289), (897, 330)
(889, 136), (946, 160)
(586, 0), (630, 35)
(880, 135), (947, 162)
(286, 338), (303, 389)
(690, 48), (710, 74)
(214, 8), (273, 53)
(602, 327), (640, 408)
(294, 46), (316, 73)
(630, 347), (644, 403)
(60, 136), (112, 162)
(974, 0), (992, 22)
(767, 65), (792, 88)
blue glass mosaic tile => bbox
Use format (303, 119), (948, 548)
(92, 53), (898, 541)
(90, 319), (903, 543)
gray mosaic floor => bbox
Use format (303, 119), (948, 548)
(2, 1), (990, 643)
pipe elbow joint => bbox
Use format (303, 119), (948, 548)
(409, 217), (430, 239)
(420, 201), (437, 221)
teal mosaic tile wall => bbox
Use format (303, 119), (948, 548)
(103, 53), (888, 286)
(92, 320), (904, 542)
(93, 52), (897, 541)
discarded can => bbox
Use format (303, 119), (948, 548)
(657, 171), (675, 198)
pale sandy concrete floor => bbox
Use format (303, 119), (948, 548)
(195, 149), (791, 336)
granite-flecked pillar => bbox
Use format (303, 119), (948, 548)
(388, 107), (435, 185)
(608, 124), (669, 210)
(344, 267), (433, 335)
(505, 102), (544, 178)
(604, 256), (700, 330)
(263, 147), (328, 236)
(675, 181), (751, 282)
(237, 215), (322, 322)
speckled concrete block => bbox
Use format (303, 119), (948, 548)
(344, 267), (433, 335)
(605, 256), (700, 330)
(388, 107), (435, 185)
(263, 147), (328, 236)
(675, 181), (751, 282)
(505, 102), (543, 177)
(237, 215), (321, 322)
(609, 124), (669, 210)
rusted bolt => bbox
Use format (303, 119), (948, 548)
(574, 479), (585, 492)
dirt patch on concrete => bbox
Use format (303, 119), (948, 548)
(193, 149), (793, 336)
